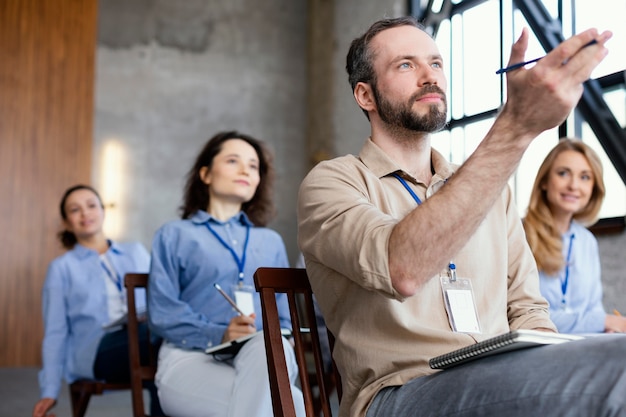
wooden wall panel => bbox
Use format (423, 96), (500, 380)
(0, 0), (98, 366)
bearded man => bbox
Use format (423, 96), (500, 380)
(297, 15), (626, 417)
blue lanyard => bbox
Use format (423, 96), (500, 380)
(205, 222), (250, 285)
(392, 172), (456, 280)
(100, 256), (123, 293)
(560, 233), (576, 305)
(392, 173), (423, 205)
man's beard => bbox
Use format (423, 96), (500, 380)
(373, 84), (448, 133)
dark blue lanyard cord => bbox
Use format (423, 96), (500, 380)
(100, 257), (123, 293)
(392, 173), (423, 205)
(205, 222), (250, 284)
(561, 233), (576, 304)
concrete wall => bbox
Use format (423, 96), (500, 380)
(93, 0), (310, 264)
(93, 0), (626, 311)
(93, 0), (405, 265)
(332, 2), (407, 156)
(599, 232), (626, 313)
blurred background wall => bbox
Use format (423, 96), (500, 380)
(0, 0), (405, 367)
(1, 0), (624, 367)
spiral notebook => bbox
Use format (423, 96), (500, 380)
(429, 329), (583, 370)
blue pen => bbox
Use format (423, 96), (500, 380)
(496, 39), (597, 75)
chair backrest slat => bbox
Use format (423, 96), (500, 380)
(124, 272), (157, 417)
(254, 267), (341, 417)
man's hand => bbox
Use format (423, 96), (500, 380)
(500, 27), (612, 139)
(32, 398), (57, 417)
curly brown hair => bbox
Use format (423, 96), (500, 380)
(180, 131), (276, 226)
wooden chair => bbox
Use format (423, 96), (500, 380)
(254, 267), (342, 417)
(69, 273), (160, 417)
(69, 379), (130, 417)
(124, 272), (161, 417)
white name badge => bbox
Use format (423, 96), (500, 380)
(440, 276), (481, 334)
(233, 284), (255, 316)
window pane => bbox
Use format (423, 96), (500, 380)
(461, 1), (501, 115)
(431, 119), (493, 165)
(513, 129), (560, 218)
(436, 19), (453, 123)
(582, 125), (626, 218)
(573, 0), (626, 78)
(429, 0), (625, 220)
(448, 14), (464, 120)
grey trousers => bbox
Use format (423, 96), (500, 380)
(367, 335), (626, 417)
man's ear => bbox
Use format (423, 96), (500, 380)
(199, 166), (211, 185)
(354, 82), (376, 114)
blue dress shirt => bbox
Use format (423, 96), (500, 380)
(538, 222), (606, 333)
(38, 241), (150, 399)
(148, 210), (291, 351)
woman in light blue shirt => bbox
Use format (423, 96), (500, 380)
(524, 138), (626, 334)
(33, 185), (161, 417)
(148, 131), (304, 417)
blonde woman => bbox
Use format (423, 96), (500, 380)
(524, 138), (626, 333)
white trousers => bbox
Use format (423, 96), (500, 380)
(155, 332), (305, 417)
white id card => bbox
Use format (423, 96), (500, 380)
(440, 276), (481, 333)
(232, 284), (255, 316)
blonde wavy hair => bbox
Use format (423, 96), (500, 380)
(523, 138), (605, 276)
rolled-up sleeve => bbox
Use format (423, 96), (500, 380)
(298, 158), (399, 299)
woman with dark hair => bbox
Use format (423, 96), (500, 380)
(33, 185), (163, 417)
(148, 131), (304, 417)
(524, 138), (626, 333)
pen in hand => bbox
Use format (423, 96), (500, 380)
(496, 39), (598, 75)
(214, 283), (246, 316)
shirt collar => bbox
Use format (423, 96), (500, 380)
(190, 209), (253, 227)
(73, 239), (121, 258)
(358, 137), (457, 185)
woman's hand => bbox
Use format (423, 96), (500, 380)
(221, 313), (257, 343)
(33, 398), (57, 417)
(605, 314), (626, 333)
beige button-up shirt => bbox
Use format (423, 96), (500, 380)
(297, 138), (555, 417)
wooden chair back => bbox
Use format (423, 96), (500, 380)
(254, 267), (341, 417)
(124, 273), (159, 417)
